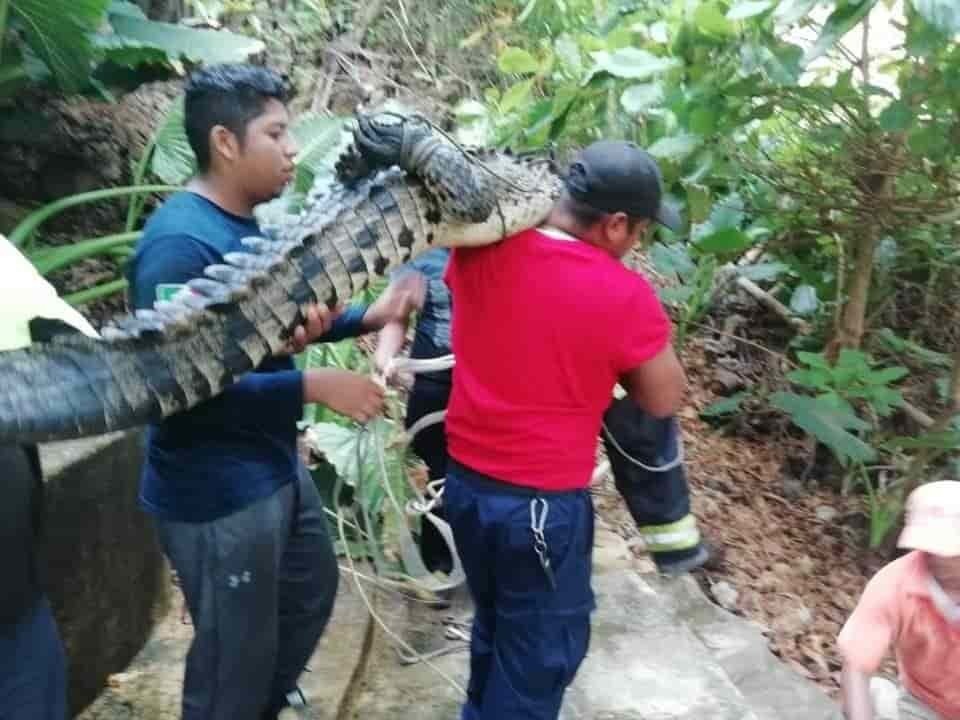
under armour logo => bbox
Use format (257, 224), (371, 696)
(227, 571), (253, 588)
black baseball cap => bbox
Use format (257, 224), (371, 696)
(563, 140), (681, 231)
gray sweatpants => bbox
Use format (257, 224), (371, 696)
(157, 466), (339, 720)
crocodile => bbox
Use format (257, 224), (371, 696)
(0, 112), (564, 444)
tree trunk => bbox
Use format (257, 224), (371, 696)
(827, 136), (903, 357)
(830, 230), (879, 353)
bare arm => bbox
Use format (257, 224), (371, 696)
(619, 344), (687, 418)
(374, 320), (409, 375)
(841, 664), (875, 720)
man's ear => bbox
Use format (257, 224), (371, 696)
(604, 212), (631, 241)
(210, 125), (240, 165)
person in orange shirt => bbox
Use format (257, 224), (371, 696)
(838, 480), (960, 720)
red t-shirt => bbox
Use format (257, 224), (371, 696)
(444, 227), (671, 491)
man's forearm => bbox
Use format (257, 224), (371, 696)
(376, 321), (407, 359)
(841, 665), (874, 720)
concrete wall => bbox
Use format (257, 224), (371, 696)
(38, 430), (170, 718)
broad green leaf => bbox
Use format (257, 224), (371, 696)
(797, 351), (831, 369)
(650, 242), (696, 279)
(868, 387), (904, 417)
(708, 193), (745, 230)
(773, 0), (816, 25)
(553, 34), (583, 76)
(789, 284), (819, 315)
(10, 0), (110, 92)
(150, 97), (196, 185)
(908, 124), (948, 156)
(701, 392), (748, 417)
(868, 366), (910, 384)
(499, 79), (535, 113)
(647, 133), (700, 160)
(695, 228), (752, 255)
(770, 392), (876, 465)
(695, 2), (736, 36)
(837, 348), (869, 371)
(787, 368), (832, 390)
(303, 421), (376, 487)
(107, 13), (265, 66)
(803, 0), (881, 66)
(685, 183), (712, 224)
(739, 261), (789, 281)
(727, 1), (775, 21)
(94, 32), (169, 68)
(497, 47), (540, 75)
(765, 42), (804, 85)
(912, 0), (960, 34)
(589, 48), (680, 80)
(689, 106), (718, 135)
(877, 100), (913, 132)
(620, 82), (664, 113)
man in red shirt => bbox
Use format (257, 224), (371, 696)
(442, 140), (687, 720)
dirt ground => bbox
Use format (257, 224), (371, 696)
(593, 336), (895, 699)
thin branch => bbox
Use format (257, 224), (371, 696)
(735, 276), (813, 334)
(385, 5), (435, 85)
(859, 13), (871, 88)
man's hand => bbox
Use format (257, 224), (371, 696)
(304, 368), (386, 424)
(281, 304), (342, 356)
(363, 273), (426, 331)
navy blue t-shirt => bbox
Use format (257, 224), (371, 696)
(127, 191), (367, 522)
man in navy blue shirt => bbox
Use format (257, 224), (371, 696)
(127, 64), (424, 720)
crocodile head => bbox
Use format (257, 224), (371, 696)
(346, 110), (564, 244)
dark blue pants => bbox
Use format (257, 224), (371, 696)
(0, 596), (67, 720)
(157, 466), (338, 720)
(601, 398), (702, 564)
(444, 461), (595, 720)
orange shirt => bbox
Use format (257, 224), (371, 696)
(838, 551), (960, 719)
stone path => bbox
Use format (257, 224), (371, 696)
(345, 529), (841, 720)
(75, 530), (842, 720)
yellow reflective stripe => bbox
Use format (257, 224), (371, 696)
(638, 514), (701, 552)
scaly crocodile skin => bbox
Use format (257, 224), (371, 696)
(0, 112), (563, 443)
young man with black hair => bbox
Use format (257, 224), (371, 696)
(434, 140), (688, 720)
(127, 63), (423, 720)
(0, 234), (100, 720)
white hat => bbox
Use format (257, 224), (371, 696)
(898, 480), (960, 557)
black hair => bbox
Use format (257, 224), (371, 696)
(559, 191), (608, 230)
(558, 191), (643, 235)
(184, 63), (289, 172)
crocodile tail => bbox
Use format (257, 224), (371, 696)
(0, 250), (324, 443)
(0, 169), (419, 445)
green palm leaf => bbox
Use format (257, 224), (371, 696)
(9, 0), (110, 91)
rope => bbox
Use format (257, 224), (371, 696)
(600, 418), (685, 474)
(336, 507), (468, 696)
